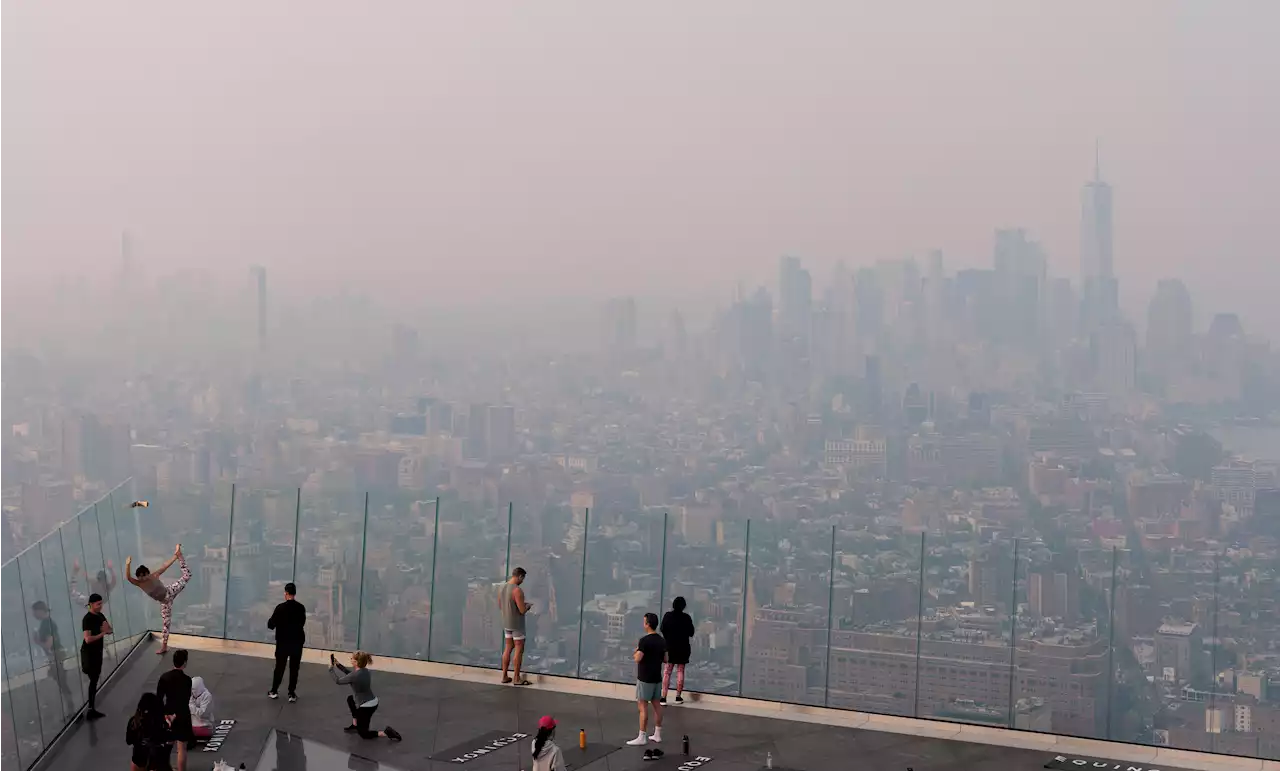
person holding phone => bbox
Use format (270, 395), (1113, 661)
(329, 651), (402, 742)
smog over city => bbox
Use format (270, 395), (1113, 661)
(2, 1), (1279, 763)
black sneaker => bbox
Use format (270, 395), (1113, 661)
(675, 695), (685, 704)
(287, 693), (297, 703)
(268, 691), (279, 700)
(344, 725), (359, 733)
(86, 709), (105, 721)
(643, 750), (655, 761)
(659, 696), (667, 705)
(385, 726), (402, 742)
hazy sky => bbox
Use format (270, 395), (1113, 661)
(3, 1), (1277, 330)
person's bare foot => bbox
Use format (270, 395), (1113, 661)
(156, 647), (168, 655)
(175, 543), (183, 557)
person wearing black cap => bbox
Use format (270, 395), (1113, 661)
(81, 593), (111, 719)
(267, 582), (307, 702)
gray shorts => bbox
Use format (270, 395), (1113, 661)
(504, 628), (526, 642)
(636, 681), (661, 702)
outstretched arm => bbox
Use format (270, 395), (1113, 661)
(125, 556), (141, 586)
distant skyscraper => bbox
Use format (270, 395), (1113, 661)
(486, 405), (516, 460)
(1145, 279), (1193, 377)
(466, 403), (489, 461)
(993, 229), (1047, 347)
(250, 266), (267, 350)
(1091, 321), (1136, 402)
(604, 297), (638, 352)
(1080, 146), (1114, 282)
(778, 256), (812, 341)
(1080, 147), (1118, 331)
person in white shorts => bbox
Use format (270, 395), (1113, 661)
(498, 567), (533, 685)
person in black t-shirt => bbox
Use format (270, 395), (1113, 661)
(157, 649), (194, 771)
(267, 582), (307, 701)
(31, 601), (72, 702)
(81, 593), (111, 720)
(626, 612), (666, 746)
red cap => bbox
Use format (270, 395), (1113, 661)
(538, 715), (557, 730)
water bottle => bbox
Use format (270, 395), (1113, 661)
(579, 729), (586, 750)
(766, 752), (773, 769)
(682, 735), (689, 755)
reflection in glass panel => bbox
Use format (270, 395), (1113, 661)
(226, 486), (300, 644)
(40, 536), (84, 712)
(3, 560), (44, 766)
(578, 510), (663, 684)
(294, 490), (365, 652)
(359, 492), (436, 660)
(508, 499), (585, 676)
(827, 528), (922, 716)
(18, 548), (66, 743)
(660, 507), (746, 696)
(58, 517), (92, 703)
(2, 650), (19, 769)
(428, 498), (509, 667)
(253, 729), (412, 771)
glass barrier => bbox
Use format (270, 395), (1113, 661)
(428, 498), (509, 668)
(2, 650), (20, 769)
(138, 483), (224, 641)
(3, 559), (44, 768)
(357, 491), (435, 659)
(38, 535), (82, 718)
(577, 510), (663, 684)
(294, 489), (365, 652)
(660, 507), (746, 697)
(740, 519), (833, 706)
(507, 499), (584, 677)
(828, 528), (923, 715)
(225, 485), (299, 644)
(13, 486), (1278, 767)
(17, 548), (65, 744)
(106, 488), (151, 646)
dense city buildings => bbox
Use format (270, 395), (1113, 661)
(4, 157), (1280, 763)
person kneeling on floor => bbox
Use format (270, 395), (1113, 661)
(189, 677), (216, 740)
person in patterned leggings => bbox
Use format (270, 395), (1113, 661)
(126, 544), (191, 655)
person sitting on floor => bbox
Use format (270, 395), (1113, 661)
(189, 676), (216, 739)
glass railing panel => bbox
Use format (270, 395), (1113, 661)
(57, 516), (93, 705)
(17, 548), (65, 743)
(39, 535), (84, 715)
(358, 491), (435, 660)
(427, 498), (509, 668)
(2, 650), (20, 769)
(225, 485), (300, 644)
(135, 482), (226, 641)
(827, 528), (923, 716)
(96, 492), (138, 662)
(913, 534), (1014, 724)
(1011, 539), (1112, 741)
(106, 488), (152, 643)
(293, 489), (364, 652)
(3, 559), (43, 766)
(76, 505), (122, 678)
(740, 518), (832, 706)
(659, 507), (746, 697)
(577, 510), (663, 684)
(507, 499), (583, 677)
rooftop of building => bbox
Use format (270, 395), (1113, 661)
(18, 634), (1270, 771)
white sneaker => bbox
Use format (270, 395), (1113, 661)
(626, 733), (648, 746)
(649, 729), (663, 743)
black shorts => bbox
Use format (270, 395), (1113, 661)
(169, 712), (195, 745)
(80, 652), (103, 677)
